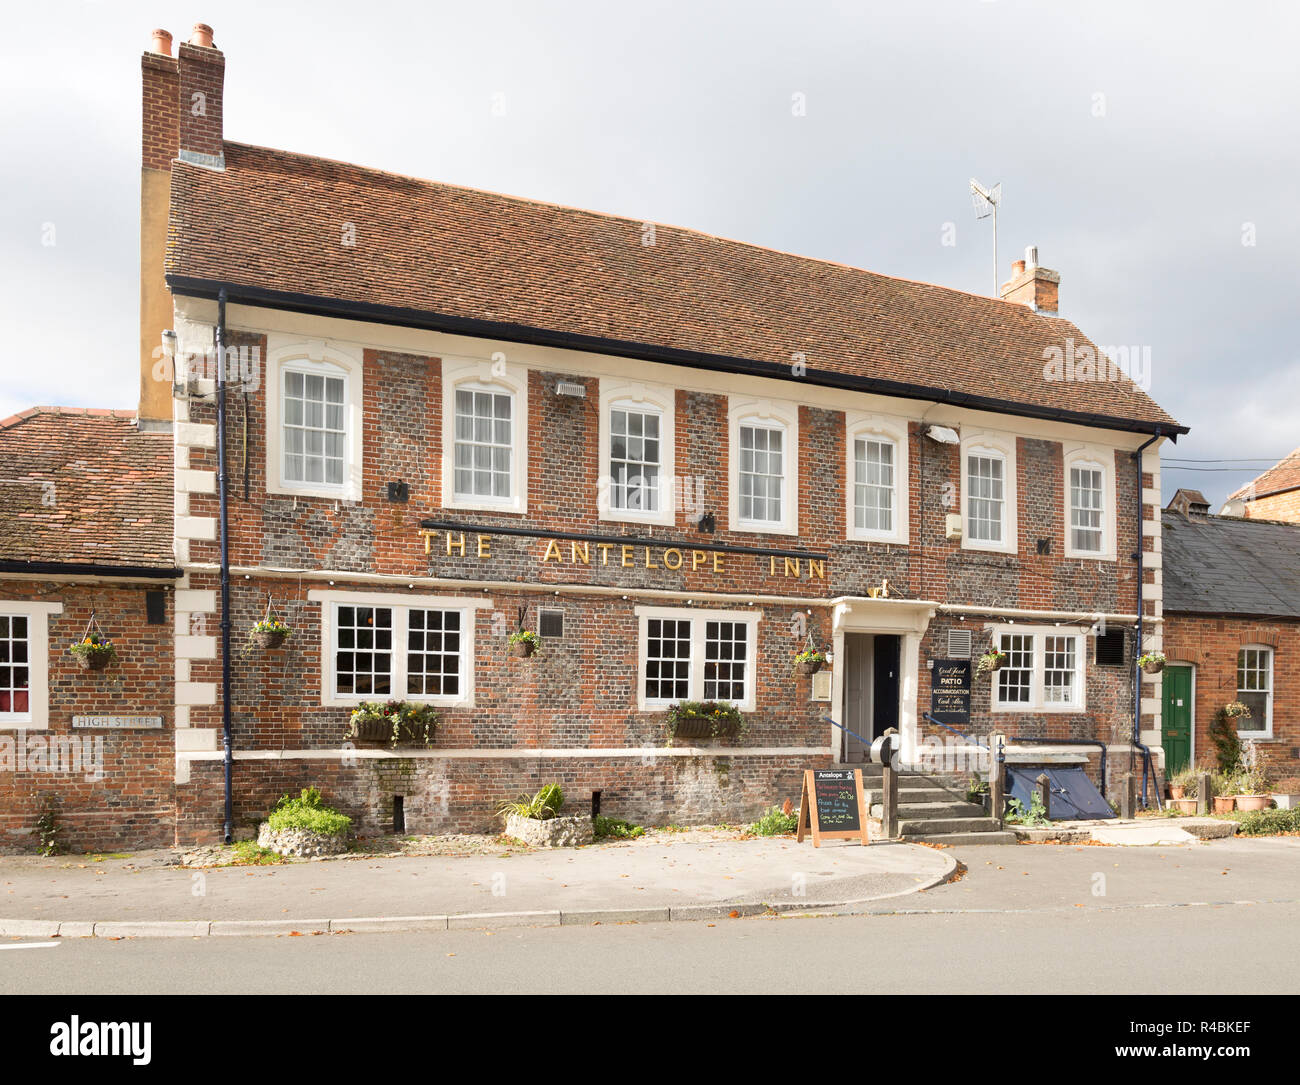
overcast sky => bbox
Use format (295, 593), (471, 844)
(2, 1), (1296, 505)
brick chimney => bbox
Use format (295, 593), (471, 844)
(138, 23), (225, 427)
(999, 245), (1060, 315)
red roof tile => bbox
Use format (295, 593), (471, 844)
(1231, 447), (1300, 501)
(165, 142), (1181, 434)
(0, 408), (174, 570)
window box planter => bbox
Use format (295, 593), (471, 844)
(345, 701), (438, 748)
(665, 701), (746, 741)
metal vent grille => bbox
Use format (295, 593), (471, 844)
(1095, 630), (1126, 667)
(947, 629), (973, 658)
(539, 609), (565, 638)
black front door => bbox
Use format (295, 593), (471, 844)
(872, 634), (900, 740)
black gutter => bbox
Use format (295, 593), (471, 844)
(166, 275), (1189, 440)
(0, 560), (181, 580)
(1131, 429), (1162, 809)
(417, 519), (829, 562)
(216, 288), (235, 845)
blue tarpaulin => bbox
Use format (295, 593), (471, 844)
(1004, 764), (1115, 820)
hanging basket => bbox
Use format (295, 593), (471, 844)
(74, 650), (114, 672)
(1142, 660), (1166, 676)
(510, 639), (538, 658)
(252, 629), (289, 651)
(796, 659), (824, 676)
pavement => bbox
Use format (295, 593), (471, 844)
(0, 834), (955, 937)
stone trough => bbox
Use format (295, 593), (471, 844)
(504, 813), (594, 848)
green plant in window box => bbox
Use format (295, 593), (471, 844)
(665, 700), (746, 742)
(249, 615), (292, 651)
(975, 648), (1007, 676)
(1137, 650), (1166, 675)
(69, 632), (116, 672)
(508, 630), (541, 658)
(346, 700), (439, 748)
(793, 648), (827, 676)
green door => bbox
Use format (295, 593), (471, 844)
(1162, 665), (1193, 775)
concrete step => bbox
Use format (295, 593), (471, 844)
(866, 786), (968, 805)
(897, 801), (987, 819)
(908, 830), (1019, 846)
(899, 816), (1006, 837)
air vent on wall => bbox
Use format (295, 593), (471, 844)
(539, 609), (564, 638)
(947, 629), (973, 659)
(1095, 630), (1126, 667)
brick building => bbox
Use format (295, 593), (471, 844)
(1222, 449), (1300, 522)
(2, 24), (1189, 849)
(1162, 496), (1300, 790)
(0, 408), (178, 851)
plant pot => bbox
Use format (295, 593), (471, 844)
(1235, 794), (1272, 812)
(1213, 796), (1236, 814)
(510, 640), (537, 658)
(1170, 797), (1198, 814)
(671, 715), (741, 740)
(1142, 661), (1166, 676)
(251, 630), (288, 650)
(75, 652), (113, 672)
(1169, 785), (1186, 800)
(796, 659), (823, 676)
(351, 717), (432, 745)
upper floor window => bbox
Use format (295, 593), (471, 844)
(739, 422), (785, 525)
(442, 358), (528, 514)
(846, 414), (909, 545)
(265, 335), (364, 502)
(992, 626), (1084, 712)
(598, 380), (675, 526)
(610, 406), (662, 513)
(1236, 646), (1273, 737)
(1063, 445), (1116, 560)
(453, 387), (513, 501)
(961, 430), (1017, 554)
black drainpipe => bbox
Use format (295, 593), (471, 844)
(1131, 428), (1161, 806)
(215, 288), (234, 843)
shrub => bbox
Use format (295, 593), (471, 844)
(748, 806), (799, 836)
(1209, 707), (1245, 775)
(498, 783), (565, 821)
(266, 787), (352, 837)
(1235, 808), (1300, 836)
(594, 815), (644, 840)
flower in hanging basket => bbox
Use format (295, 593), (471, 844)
(793, 648), (827, 676)
(508, 630), (541, 658)
(975, 648), (1007, 676)
(249, 616), (292, 651)
(69, 633), (117, 672)
(1137, 650), (1166, 675)
(1222, 700), (1252, 719)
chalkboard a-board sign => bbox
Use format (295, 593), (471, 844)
(930, 659), (972, 726)
(796, 768), (869, 847)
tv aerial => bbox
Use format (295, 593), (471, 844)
(970, 178), (1002, 295)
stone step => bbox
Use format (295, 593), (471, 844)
(899, 816), (1006, 837)
(866, 786), (969, 806)
(897, 801), (987, 819)
(907, 830), (1019, 846)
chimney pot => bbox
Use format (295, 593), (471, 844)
(190, 23), (215, 48)
(1011, 259), (1026, 276)
(150, 29), (173, 56)
(1025, 244), (1038, 268)
(1000, 249), (1061, 315)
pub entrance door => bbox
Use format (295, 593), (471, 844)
(842, 632), (901, 762)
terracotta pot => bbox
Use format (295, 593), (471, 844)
(510, 639), (537, 658)
(252, 629), (288, 650)
(75, 651), (113, 672)
(1213, 796), (1236, 814)
(1235, 794), (1271, 812)
(1170, 798), (1198, 814)
(1169, 785), (1186, 800)
(796, 659), (823, 676)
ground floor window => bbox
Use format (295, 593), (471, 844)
(1236, 646), (1273, 737)
(993, 627), (1085, 712)
(637, 606), (759, 711)
(0, 612), (30, 718)
(0, 601), (58, 729)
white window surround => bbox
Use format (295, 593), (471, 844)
(308, 590), (493, 709)
(597, 379), (676, 527)
(0, 601), (61, 730)
(441, 357), (529, 514)
(845, 412), (909, 545)
(634, 605), (762, 712)
(728, 397), (798, 536)
(960, 430), (1018, 554)
(1063, 444), (1117, 561)
(989, 624), (1087, 713)
(264, 335), (365, 502)
(1235, 644), (1273, 739)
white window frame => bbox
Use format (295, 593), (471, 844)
(598, 379), (676, 527)
(308, 590), (493, 709)
(961, 430), (1018, 554)
(989, 624), (1086, 713)
(441, 358), (529, 514)
(634, 605), (762, 712)
(846, 412), (909, 545)
(264, 335), (365, 502)
(728, 398), (798, 536)
(1063, 444), (1117, 561)
(0, 601), (61, 730)
(1235, 644), (1274, 739)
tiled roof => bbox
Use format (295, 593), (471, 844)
(0, 408), (175, 571)
(165, 142), (1181, 434)
(1162, 510), (1300, 618)
(1230, 447), (1300, 500)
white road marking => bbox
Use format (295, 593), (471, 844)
(0, 942), (61, 950)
